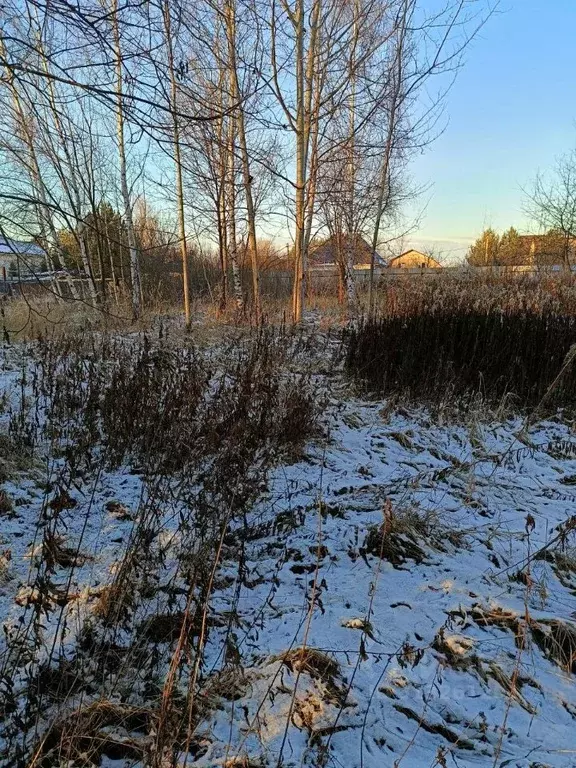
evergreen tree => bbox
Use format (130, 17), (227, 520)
(499, 227), (523, 265)
(57, 202), (128, 280)
(466, 228), (500, 266)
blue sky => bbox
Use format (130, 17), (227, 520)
(408, 0), (576, 260)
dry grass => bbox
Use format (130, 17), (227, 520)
(346, 308), (576, 410)
(0, 488), (13, 515)
(29, 700), (154, 766)
(3, 271), (576, 343)
(280, 647), (341, 681)
(0, 326), (322, 766)
(2, 274), (576, 766)
(532, 619), (576, 673)
(279, 647), (348, 707)
(362, 502), (463, 568)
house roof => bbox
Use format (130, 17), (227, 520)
(388, 250), (442, 268)
(0, 238), (46, 257)
(309, 234), (385, 267)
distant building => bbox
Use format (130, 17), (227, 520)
(517, 235), (575, 269)
(309, 234), (386, 271)
(0, 238), (47, 276)
(388, 250), (442, 269)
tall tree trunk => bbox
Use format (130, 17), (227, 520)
(226, 115), (244, 310)
(336, 230), (345, 305)
(290, 0), (321, 323)
(214, 37), (229, 313)
(112, 0), (142, 319)
(103, 210), (119, 304)
(225, 0), (260, 318)
(368, 1), (408, 318)
(216, 185), (228, 312)
(163, 0), (191, 327)
(344, 0), (359, 317)
(76, 220), (98, 301)
(92, 211), (107, 300)
(292, 0), (306, 322)
(302, 73), (322, 296)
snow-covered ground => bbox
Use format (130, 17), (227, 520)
(1, 340), (576, 767)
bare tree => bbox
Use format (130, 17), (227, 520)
(268, 0), (328, 322)
(366, 0), (494, 316)
(226, 113), (245, 308)
(525, 150), (576, 272)
(224, 0), (261, 316)
(0, 0), (494, 325)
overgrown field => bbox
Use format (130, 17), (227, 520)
(370, 273), (576, 317)
(344, 273), (576, 411)
(1, 309), (576, 767)
(345, 310), (576, 409)
(6, 272), (576, 342)
(0, 328), (321, 766)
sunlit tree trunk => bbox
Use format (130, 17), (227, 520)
(226, 115), (244, 309)
(163, 0), (191, 327)
(343, 0), (359, 316)
(289, 0), (321, 323)
(225, 0), (261, 318)
(368, 0), (409, 318)
(103, 209), (120, 304)
(112, 0), (142, 318)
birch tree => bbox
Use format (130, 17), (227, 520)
(162, 0), (192, 326)
(111, 0), (142, 317)
(269, 0), (326, 322)
(367, 0), (492, 316)
(224, 0), (261, 316)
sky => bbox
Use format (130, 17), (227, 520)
(407, 0), (576, 262)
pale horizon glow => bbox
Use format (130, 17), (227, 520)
(406, 0), (576, 262)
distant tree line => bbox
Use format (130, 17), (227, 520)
(466, 228), (574, 269)
(468, 150), (576, 271)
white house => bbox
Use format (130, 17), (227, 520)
(0, 238), (47, 276)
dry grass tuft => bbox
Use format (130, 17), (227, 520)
(203, 668), (251, 704)
(280, 647), (347, 707)
(0, 488), (13, 516)
(361, 503), (457, 568)
(91, 581), (134, 626)
(472, 603), (576, 676)
(281, 647), (340, 680)
(29, 701), (153, 766)
(42, 532), (91, 569)
(363, 523), (426, 567)
(532, 619), (576, 673)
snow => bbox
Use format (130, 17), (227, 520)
(1, 341), (576, 767)
(199, 399), (576, 767)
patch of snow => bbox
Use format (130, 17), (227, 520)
(1, 344), (576, 766)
